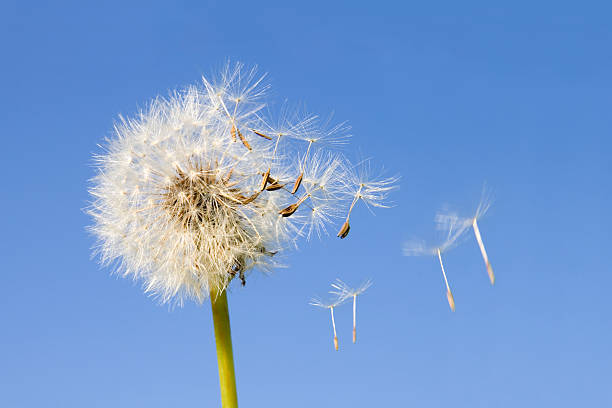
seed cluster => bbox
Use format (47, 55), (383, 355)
(88, 63), (396, 304)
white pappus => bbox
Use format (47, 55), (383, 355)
(87, 63), (396, 305)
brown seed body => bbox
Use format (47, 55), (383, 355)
(446, 289), (455, 312)
(260, 169), (270, 191)
(279, 203), (300, 217)
(240, 192), (260, 204)
(251, 129), (273, 140)
(237, 128), (252, 150)
(291, 173), (303, 194)
(264, 174), (278, 184)
(337, 220), (350, 239)
(230, 125), (237, 142)
(265, 183), (285, 191)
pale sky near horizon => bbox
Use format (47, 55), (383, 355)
(1, 1), (610, 407)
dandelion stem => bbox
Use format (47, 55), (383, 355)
(472, 219), (495, 285)
(437, 248), (455, 312)
(352, 294), (357, 343)
(210, 287), (239, 408)
(330, 306), (339, 351)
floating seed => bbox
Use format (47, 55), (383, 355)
(230, 125), (237, 142)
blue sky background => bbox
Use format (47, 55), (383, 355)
(1, 1), (610, 407)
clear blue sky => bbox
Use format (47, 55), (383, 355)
(1, 1), (610, 407)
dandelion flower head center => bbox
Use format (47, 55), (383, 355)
(163, 159), (266, 274)
(164, 161), (243, 231)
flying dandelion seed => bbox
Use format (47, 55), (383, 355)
(403, 214), (470, 311)
(330, 279), (372, 343)
(337, 160), (398, 239)
(310, 297), (345, 350)
(87, 62), (395, 406)
(435, 189), (496, 286)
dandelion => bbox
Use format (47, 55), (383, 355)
(87, 62), (395, 407)
(330, 279), (372, 343)
(403, 214), (470, 311)
(310, 296), (345, 350)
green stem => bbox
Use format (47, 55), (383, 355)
(210, 288), (239, 407)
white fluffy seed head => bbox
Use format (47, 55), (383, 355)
(88, 63), (395, 305)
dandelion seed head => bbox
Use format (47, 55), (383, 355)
(88, 63), (396, 305)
